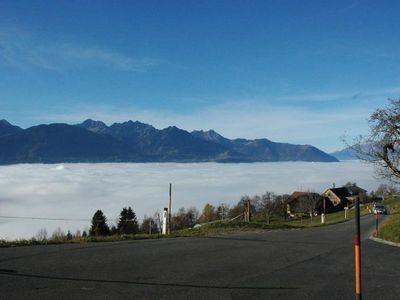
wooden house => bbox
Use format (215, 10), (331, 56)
(322, 184), (367, 209)
(287, 191), (325, 216)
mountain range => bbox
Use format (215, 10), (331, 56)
(0, 119), (339, 164)
(329, 148), (358, 160)
(329, 144), (372, 161)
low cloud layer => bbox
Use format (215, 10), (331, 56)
(0, 162), (384, 240)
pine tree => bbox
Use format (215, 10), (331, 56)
(89, 210), (110, 236)
(117, 207), (138, 234)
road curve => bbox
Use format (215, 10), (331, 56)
(0, 215), (399, 299)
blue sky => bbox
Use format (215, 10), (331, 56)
(1, 0), (400, 152)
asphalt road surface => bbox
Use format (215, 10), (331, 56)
(0, 215), (399, 299)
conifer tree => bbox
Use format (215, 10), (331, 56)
(89, 210), (110, 236)
(117, 207), (138, 234)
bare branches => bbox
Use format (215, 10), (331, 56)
(352, 99), (400, 183)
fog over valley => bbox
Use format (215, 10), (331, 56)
(0, 161), (384, 240)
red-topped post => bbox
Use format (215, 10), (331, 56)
(354, 196), (362, 299)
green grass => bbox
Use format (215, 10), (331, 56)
(376, 197), (400, 243)
(175, 206), (372, 236)
(0, 238), (76, 248)
(286, 205), (371, 228)
(0, 205), (374, 248)
(0, 233), (165, 248)
(174, 221), (297, 237)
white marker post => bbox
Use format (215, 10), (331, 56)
(162, 207), (168, 235)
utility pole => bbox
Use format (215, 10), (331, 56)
(168, 183), (172, 235)
(247, 199), (251, 223)
(354, 196), (362, 299)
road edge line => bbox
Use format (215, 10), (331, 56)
(369, 235), (400, 248)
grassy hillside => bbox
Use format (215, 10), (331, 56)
(376, 197), (400, 243)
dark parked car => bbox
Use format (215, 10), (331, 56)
(373, 204), (387, 215)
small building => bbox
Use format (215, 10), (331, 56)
(322, 184), (367, 209)
(287, 191), (325, 216)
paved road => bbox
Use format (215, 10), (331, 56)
(0, 215), (399, 299)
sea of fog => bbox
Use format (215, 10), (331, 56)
(0, 161), (385, 240)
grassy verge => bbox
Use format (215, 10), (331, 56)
(0, 224), (295, 248)
(375, 197), (400, 243)
(286, 205), (370, 228)
(0, 205), (373, 248)
(0, 233), (165, 248)
(175, 221), (297, 237)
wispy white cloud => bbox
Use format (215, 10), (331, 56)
(58, 46), (161, 71)
(275, 86), (400, 103)
(337, 0), (365, 13)
(0, 28), (162, 72)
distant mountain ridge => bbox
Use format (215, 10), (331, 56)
(330, 144), (371, 161)
(192, 130), (337, 162)
(0, 119), (338, 164)
(330, 148), (358, 160)
(0, 119), (22, 137)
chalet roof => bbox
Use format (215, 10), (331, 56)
(288, 191), (321, 203)
(289, 191), (308, 200)
(327, 187), (349, 199)
(345, 185), (367, 195)
(325, 185), (366, 200)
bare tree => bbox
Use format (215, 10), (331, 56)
(169, 206), (199, 229)
(216, 203), (230, 220)
(352, 99), (400, 182)
(74, 230), (82, 239)
(51, 227), (66, 241)
(186, 206), (199, 227)
(302, 191), (321, 223)
(35, 228), (48, 241)
(171, 207), (188, 230)
(276, 194), (290, 221)
(260, 192), (276, 225)
(228, 195), (254, 220)
(375, 183), (399, 197)
(153, 211), (162, 232)
(141, 215), (159, 233)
